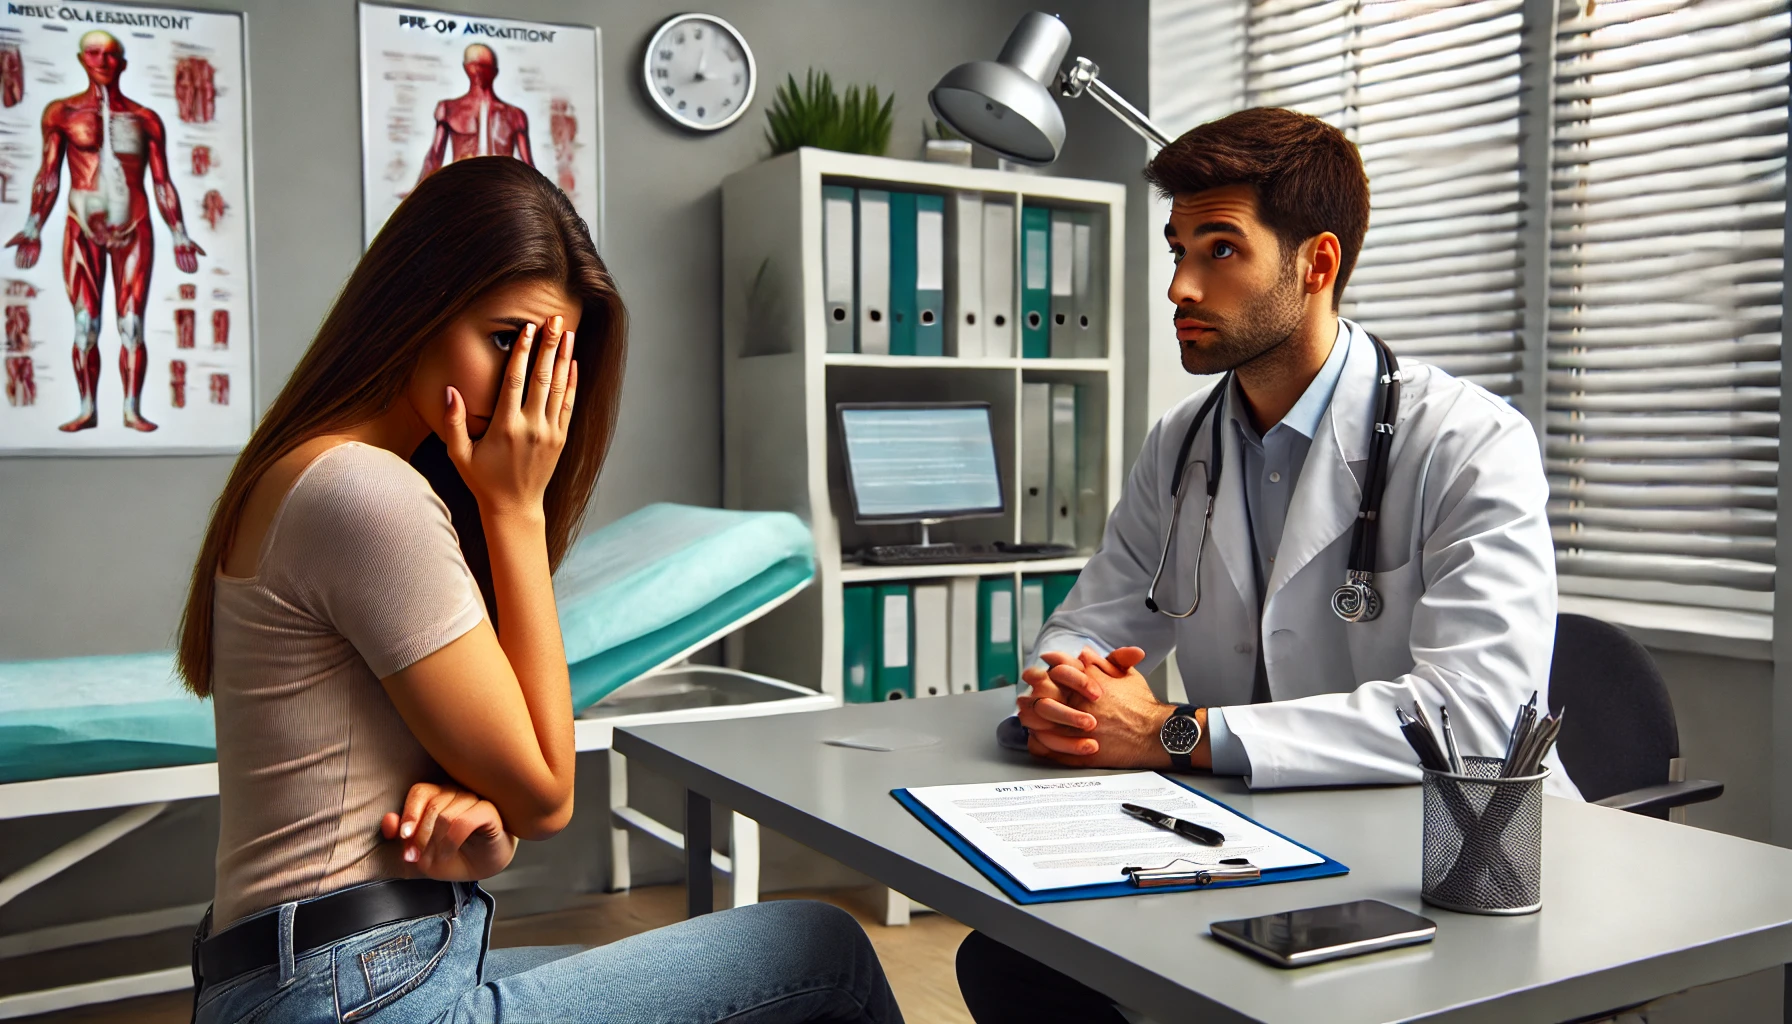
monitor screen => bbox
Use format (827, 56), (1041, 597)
(838, 403), (1004, 522)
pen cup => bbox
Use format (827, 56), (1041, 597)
(1420, 755), (1546, 915)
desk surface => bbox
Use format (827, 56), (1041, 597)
(616, 688), (1792, 1024)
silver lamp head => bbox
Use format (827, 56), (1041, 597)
(929, 11), (1070, 165)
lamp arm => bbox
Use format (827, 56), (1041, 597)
(1058, 56), (1173, 149)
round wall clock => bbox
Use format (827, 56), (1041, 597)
(643, 14), (756, 132)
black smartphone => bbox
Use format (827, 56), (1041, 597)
(1210, 899), (1436, 968)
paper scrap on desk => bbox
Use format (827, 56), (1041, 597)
(905, 772), (1322, 892)
(825, 728), (941, 752)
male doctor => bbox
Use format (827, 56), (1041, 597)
(955, 108), (1580, 1024)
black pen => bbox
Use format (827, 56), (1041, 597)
(1121, 802), (1226, 846)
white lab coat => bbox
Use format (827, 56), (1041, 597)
(1035, 319), (1581, 799)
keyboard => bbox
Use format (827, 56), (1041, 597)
(855, 542), (1077, 566)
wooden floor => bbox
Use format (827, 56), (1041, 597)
(16, 885), (974, 1024)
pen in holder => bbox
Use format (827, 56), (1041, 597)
(1421, 755), (1546, 915)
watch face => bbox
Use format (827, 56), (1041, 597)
(1161, 714), (1201, 756)
(644, 14), (755, 132)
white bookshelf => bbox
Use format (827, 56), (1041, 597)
(721, 148), (1126, 700)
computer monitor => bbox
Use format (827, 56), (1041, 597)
(837, 402), (1005, 524)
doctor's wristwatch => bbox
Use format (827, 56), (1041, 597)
(1160, 705), (1202, 769)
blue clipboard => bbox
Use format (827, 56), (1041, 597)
(892, 774), (1349, 905)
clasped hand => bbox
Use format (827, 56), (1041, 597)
(1016, 646), (1173, 769)
(382, 781), (519, 882)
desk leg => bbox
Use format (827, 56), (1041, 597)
(686, 789), (712, 919)
(1783, 963), (1791, 1024)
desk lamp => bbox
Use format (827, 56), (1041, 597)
(928, 11), (1172, 164)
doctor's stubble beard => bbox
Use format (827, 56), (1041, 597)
(1177, 251), (1308, 378)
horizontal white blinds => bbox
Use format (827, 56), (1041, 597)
(1246, 0), (1528, 395)
(1549, 0), (1789, 594)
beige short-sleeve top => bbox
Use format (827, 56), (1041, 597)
(210, 441), (485, 927)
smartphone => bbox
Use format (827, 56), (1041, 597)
(1210, 899), (1436, 968)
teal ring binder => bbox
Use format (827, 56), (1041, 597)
(891, 775), (1349, 905)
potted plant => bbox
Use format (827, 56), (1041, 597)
(763, 69), (894, 157)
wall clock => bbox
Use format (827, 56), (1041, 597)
(643, 13), (756, 132)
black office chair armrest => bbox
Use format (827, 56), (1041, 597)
(1593, 780), (1725, 816)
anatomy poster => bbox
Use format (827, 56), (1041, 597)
(0, 2), (250, 456)
(358, 4), (601, 247)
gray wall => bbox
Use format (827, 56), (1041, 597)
(0, 0), (1148, 659)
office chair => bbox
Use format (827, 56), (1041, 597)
(1548, 613), (1724, 819)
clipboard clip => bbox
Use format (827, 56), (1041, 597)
(1121, 857), (1260, 888)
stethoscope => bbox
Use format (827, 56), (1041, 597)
(1144, 332), (1401, 624)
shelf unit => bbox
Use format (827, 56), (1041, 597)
(721, 148), (1126, 700)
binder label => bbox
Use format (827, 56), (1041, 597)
(882, 593), (909, 667)
(917, 208), (944, 291)
(1025, 228), (1048, 290)
(989, 591), (1012, 645)
(825, 197), (855, 301)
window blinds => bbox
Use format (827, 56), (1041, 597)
(1548, 0), (1788, 598)
(1245, 0), (1529, 396)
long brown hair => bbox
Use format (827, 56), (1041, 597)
(177, 157), (627, 697)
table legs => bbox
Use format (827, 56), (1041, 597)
(686, 789), (713, 918)
(1783, 962), (1791, 1024)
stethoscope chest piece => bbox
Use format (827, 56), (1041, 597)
(1330, 569), (1381, 623)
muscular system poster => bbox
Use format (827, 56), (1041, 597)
(0, 2), (251, 456)
(358, 4), (601, 247)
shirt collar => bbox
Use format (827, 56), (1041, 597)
(1226, 317), (1351, 441)
(1279, 318), (1350, 440)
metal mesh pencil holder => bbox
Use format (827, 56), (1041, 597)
(1421, 755), (1546, 915)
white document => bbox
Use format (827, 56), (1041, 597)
(950, 192), (983, 358)
(906, 772), (1323, 892)
(913, 583), (949, 697)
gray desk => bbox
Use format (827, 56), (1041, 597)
(615, 688), (1792, 1024)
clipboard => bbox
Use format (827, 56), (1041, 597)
(891, 775), (1349, 905)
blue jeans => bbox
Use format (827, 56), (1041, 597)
(193, 883), (903, 1023)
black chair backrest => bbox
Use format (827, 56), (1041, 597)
(1547, 613), (1680, 806)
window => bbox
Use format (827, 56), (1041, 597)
(1235, 0), (1789, 615)
(1548, 0), (1788, 611)
(1245, 0), (1529, 395)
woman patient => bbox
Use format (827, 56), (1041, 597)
(177, 157), (901, 1024)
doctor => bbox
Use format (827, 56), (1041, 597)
(956, 107), (1579, 1024)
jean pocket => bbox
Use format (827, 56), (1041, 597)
(332, 914), (455, 1023)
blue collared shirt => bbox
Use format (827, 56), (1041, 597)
(1208, 320), (1351, 775)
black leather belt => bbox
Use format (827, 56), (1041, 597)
(196, 879), (458, 990)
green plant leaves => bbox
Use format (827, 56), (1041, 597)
(764, 69), (894, 157)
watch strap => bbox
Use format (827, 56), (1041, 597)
(1165, 704), (1200, 770)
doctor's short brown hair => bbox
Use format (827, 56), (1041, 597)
(1143, 107), (1369, 308)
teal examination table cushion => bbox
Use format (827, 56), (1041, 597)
(0, 504), (814, 785)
